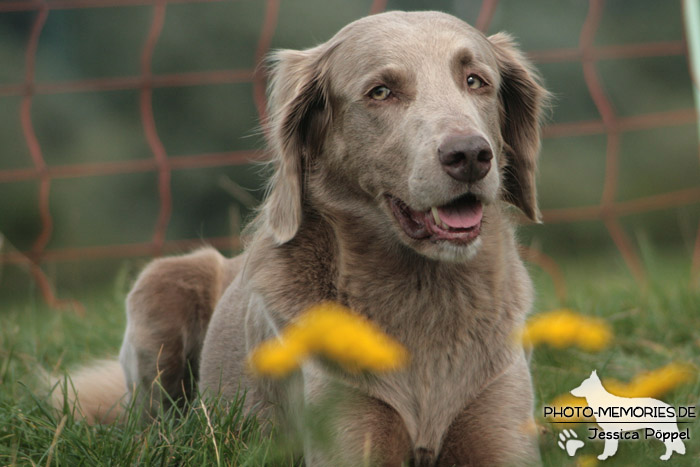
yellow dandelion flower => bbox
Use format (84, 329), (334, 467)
(605, 362), (695, 398)
(248, 336), (308, 377)
(249, 302), (408, 377)
(547, 393), (591, 423)
(521, 309), (612, 352)
(576, 454), (599, 467)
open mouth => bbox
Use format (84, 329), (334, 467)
(387, 193), (483, 244)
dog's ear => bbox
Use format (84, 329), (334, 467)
(489, 33), (549, 223)
(263, 46), (333, 244)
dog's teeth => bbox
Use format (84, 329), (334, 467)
(431, 207), (441, 225)
(431, 207), (451, 229)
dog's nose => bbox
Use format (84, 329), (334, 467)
(437, 134), (493, 183)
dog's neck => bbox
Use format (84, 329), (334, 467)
(329, 202), (503, 270)
(314, 202), (519, 324)
(250, 201), (527, 337)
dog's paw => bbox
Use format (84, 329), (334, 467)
(557, 429), (584, 457)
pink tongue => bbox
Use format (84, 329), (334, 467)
(437, 200), (483, 229)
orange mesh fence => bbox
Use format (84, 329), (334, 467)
(0, 0), (698, 312)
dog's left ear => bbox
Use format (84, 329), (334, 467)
(489, 33), (549, 222)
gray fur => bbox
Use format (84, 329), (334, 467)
(63, 11), (548, 466)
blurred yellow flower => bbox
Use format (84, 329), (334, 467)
(521, 309), (612, 352)
(604, 362), (695, 398)
(249, 302), (408, 377)
(548, 393), (591, 423)
(576, 454), (599, 467)
(546, 362), (696, 423)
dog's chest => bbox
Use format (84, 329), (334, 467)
(359, 293), (520, 453)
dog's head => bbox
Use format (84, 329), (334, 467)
(570, 370), (602, 398)
(262, 11), (548, 262)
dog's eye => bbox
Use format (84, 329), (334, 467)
(466, 75), (484, 90)
(369, 85), (392, 101)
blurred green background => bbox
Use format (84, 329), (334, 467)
(0, 0), (698, 300)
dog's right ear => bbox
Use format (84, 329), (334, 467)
(489, 33), (549, 223)
(263, 46), (333, 245)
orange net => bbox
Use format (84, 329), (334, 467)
(0, 0), (698, 312)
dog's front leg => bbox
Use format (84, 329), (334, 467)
(437, 353), (541, 466)
(301, 376), (412, 467)
(597, 434), (618, 460)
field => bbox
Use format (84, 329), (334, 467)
(0, 249), (698, 466)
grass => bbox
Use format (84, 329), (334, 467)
(530, 255), (700, 466)
(0, 248), (698, 466)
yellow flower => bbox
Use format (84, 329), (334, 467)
(546, 362), (696, 423)
(604, 362), (695, 398)
(576, 454), (599, 467)
(249, 302), (408, 377)
(521, 309), (612, 352)
(548, 393), (591, 423)
(248, 336), (308, 377)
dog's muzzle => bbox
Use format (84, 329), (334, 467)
(386, 193), (483, 244)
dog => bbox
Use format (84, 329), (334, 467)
(57, 11), (548, 466)
(570, 370), (687, 461)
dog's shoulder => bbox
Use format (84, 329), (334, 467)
(247, 211), (339, 317)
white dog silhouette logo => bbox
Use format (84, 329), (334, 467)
(570, 370), (686, 461)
